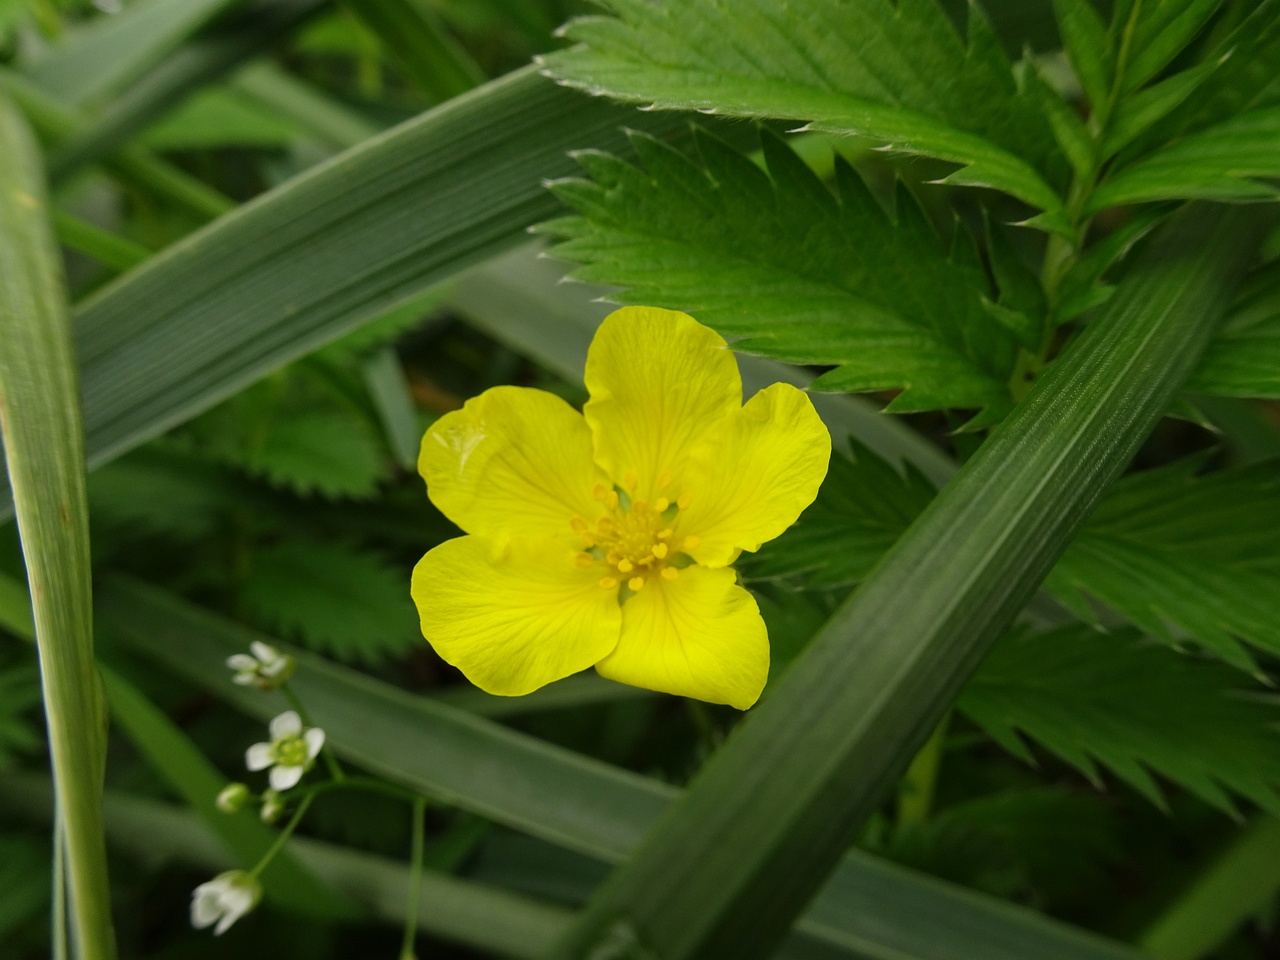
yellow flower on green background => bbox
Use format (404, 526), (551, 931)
(410, 307), (830, 709)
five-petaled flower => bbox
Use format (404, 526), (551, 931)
(227, 641), (295, 690)
(411, 307), (830, 709)
(245, 711), (325, 791)
(190, 870), (262, 935)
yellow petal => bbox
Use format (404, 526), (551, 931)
(419, 386), (604, 543)
(595, 565), (768, 709)
(412, 536), (621, 697)
(584, 307), (740, 501)
(679, 383), (831, 567)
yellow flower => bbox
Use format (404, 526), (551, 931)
(411, 307), (830, 709)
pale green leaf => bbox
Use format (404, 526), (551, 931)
(542, 128), (1020, 420)
(960, 625), (1280, 814)
(540, 0), (1068, 217)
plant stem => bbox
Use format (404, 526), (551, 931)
(249, 792), (315, 881)
(400, 795), (428, 960)
(895, 713), (950, 829)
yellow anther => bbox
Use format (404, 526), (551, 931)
(592, 483), (609, 501)
(661, 566), (680, 581)
(605, 490), (619, 509)
(575, 553), (595, 569)
(596, 517), (615, 534)
(654, 497), (670, 512)
(624, 470), (638, 491)
(607, 551), (622, 565)
(571, 517), (589, 533)
(651, 543), (669, 559)
(617, 558), (634, 574)
(639, 554), (656, 566)
(632, 499), (648, 514)
(628, 576), (645, 592)
(657, 528), (674, 540)
(599, 577), (618, 589)
(657, 470), (673, 489)
(683, 535), (701, 551)
(677, 492), (693, 510)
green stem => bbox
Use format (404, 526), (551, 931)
(302, 775), (421, 806)
(52, 818), (67, 960)
(400, 795), (428, 960)
(249, 792), (315, 881)
(281, 684), (346, 781)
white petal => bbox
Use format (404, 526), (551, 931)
(304, 727), (326, 760)
(231, 673), (256, 686)
(226, 654), (256, 672)
(250, 641), (279, 664)
(190, 890), (221, 929)
(270, 764), (304, 791)
(270, 710), (302, 739)
(213, 887), (255, 935)
(245, 743), (274, 771)
(260, 658), (288, 677)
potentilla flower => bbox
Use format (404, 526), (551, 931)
(411, 307), (830, 709)
(245, 711), (325, 791)
(227, 641), (296, 690)
(190, 870), (262, 935)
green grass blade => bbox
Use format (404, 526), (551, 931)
(0, 94), (115, 960)
(0, 773), (573, 959)
(544, 203), (1270, 960)
(99, 664), (357, 919)
(231, 61), (381, 149)
(344, 0), (486, 101)
(1138, 818), (1280, 960)
(52, 212), (150, 273)
(47, 0), (327, 184)
(101, 577), (1144, 960)
(25, 0), (243, 106)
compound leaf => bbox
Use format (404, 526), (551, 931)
(543, 129), (1021, 421)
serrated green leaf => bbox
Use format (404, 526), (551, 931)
(1088, 105), (1280, 212)
(960, 625), (1280, 815)
(742, 441), (936, 588)
(1119, 0), (1223, 93)
(1100, 59), (1218, 157)
(239, 540), (420, 664)
(239, 411), (391, 500)
(1188, 258), (1280, 398)
(543, 129), (1020, 419)
(1054, 0), (1113, 110)
(541, 0), (1068, 217)
(1046, 457), (1280, 671)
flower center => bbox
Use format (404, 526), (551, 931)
(571, 471), (701, 594)
(273, 734), (309, 767)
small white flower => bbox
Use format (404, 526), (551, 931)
(190, 870), (261, 935)
(227, 642), (296, 691)
(246, 711), (325, 791)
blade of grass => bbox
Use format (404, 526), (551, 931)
(0, 94), (115, 960)
(25, 0), (244, 106)
(231, 60), (381, 149)
(101, 577), (1145, 960)
(1139, 818), (1280, 960)
(1, 69), (234, 220)
(99, 664), (357, 919)
(545, 203), (1270, 960)
(47, 0), (327, 184)
(53, 211), (150, 273)
(0, 773), (573, 959)
(343, 0), (486, 101)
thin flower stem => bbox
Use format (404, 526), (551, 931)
(281, 684), (346, 781)
(302, 775), (422, 806)
(400, 795), (429, 960)
(249, 792), (314, 881)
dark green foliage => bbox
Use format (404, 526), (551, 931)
(961, 625), (1280, 814)
(0, 664), (40, 769)
(544, 129), (1022, 421)
(239, 540), (421, 664)
(1189, 258), (1280, 399)
(1048, 458), (1280, 671)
